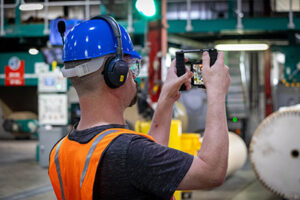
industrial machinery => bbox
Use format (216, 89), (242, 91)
(37, 68), (68, 167)
(250, 107), (300, 200)
(0, 99), (39, 139)
(2, 112), (39, 139)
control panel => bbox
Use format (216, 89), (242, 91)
(38, 94), (68, 125)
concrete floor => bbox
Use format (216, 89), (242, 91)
(0, 139), (282, 200)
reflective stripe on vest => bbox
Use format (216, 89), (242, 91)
(79, 129), (118, 187)
(50, 128), (176, 200)
(54, 138), (66, 200)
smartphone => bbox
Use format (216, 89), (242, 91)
(176, 49), (217, 90)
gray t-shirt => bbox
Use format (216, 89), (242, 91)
(68, 124), (194, 200)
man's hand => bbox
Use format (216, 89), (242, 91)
(202, 51), (231, 97)
(160, 59), (193, 103)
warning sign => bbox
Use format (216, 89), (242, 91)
(5, 57), (25, 86)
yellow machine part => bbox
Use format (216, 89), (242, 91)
(181, 134), (201, 156)
(135, 120), (202, 200)
(135, 119), (183, 150)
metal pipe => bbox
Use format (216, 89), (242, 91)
(15, 0), (21, 25)
(236, 0), (243, 29)
(3, 0), (100, 8)
(43, 0), (49, 34)
(0, 0), (4, 36)
(127, 0), (134, 33)
(288, 0), (295, 29)
(44, 1), (100, 7)
(85, 0), (90, 20)
(185, 0), (193, 31)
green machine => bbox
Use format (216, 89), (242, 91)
(271, 46), (300, 111)
(3, 118), (39, 138)
(273, 46), (300, 87)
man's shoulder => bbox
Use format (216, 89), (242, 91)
(109, 133), (154, 149)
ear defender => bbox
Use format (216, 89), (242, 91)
(91, 16), (128, 89)
(103, 56), (129, 88)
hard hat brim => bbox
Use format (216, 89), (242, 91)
(126, 50), (142, 59)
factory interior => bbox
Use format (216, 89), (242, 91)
(0, 0), (300, 199)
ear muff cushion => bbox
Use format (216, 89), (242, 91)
(104, 57), (128, 88)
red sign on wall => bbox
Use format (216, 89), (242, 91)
(5, 57), (25, 86)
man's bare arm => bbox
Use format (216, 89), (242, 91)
(149, 62), (193, 146)
(148, 97), (173, 146)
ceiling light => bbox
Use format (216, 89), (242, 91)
(29, 48), (39, 55)
(215, 44), (269, 51)
(19, 3), (43, 11)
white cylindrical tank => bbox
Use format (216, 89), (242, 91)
(226, 132), (248, 177)
(250, 109), (300, 200)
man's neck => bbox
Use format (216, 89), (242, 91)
(76, 93), (126, 130)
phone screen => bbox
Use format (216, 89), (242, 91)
(191, 62), (204, 87)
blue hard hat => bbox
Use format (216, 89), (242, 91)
(63, 19), (141, 62)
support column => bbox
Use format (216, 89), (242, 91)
(147, 0), (167, 103)
(264, 49), (273, 117)
(44, 0), (49, 34)
(0, 0), (5, 36)
(148, 21), (162, 103)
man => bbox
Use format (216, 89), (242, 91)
(49, 16), (231, 200)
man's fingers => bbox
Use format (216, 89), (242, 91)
(185, 65), (190, 73)
(184, 81), (192, 90)
(202, 51), (210, 69)
(216, 51), (225, 66)
(178, 71), (193, 86)
(170, 59), (176, 70)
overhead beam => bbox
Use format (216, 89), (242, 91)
(168, 17), (300, 33)
(1, 20), (148, 38)
(168, 35), (205, 48)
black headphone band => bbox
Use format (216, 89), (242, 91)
(90, 15), (123, 59)
(90, 15), (128, 89)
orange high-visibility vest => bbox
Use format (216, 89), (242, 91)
(49, 128), (176, 200)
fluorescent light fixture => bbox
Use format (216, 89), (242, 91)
(29, 48), (39, 55)
(215, 44), (269, 51)
(19, 3), (43, 11)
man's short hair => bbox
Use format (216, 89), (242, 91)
(64, 56), (108, 96)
